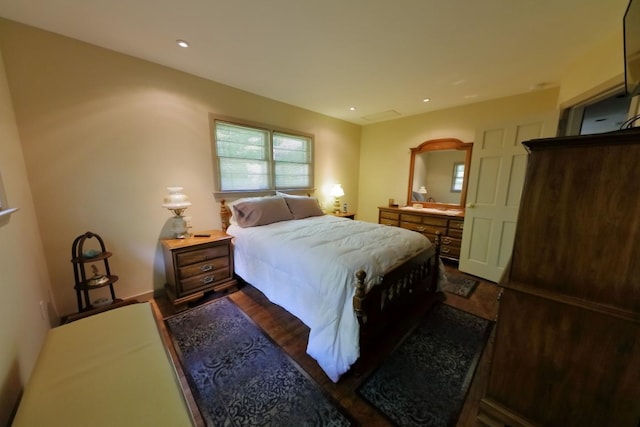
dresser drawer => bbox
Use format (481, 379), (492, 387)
(439, 234), (461, 259)
(400, 213), (424, 224)
(378, 207), (464, 262)
(180, 267), (231, 292)
(448, 220), (464, 238)
(439, 245), (461, 258)
(176, 244), (229, 267)
(440, 235), (461, 249)
(401, 221), (447, 235)
(422, 216), (448, 227)
(179, 257), (229, 280)
(380, 211), (400, 221)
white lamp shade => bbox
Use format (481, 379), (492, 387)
(162, 187), (192, 209)
(330, 184), (345, 198)
(418, 186), (427, 194)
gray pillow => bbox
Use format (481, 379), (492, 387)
(283, 196), (325, 219)
(232, 196), (294, 227)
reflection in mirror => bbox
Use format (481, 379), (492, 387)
(412, 150), (467, 204)
(407, 138), (472, 210)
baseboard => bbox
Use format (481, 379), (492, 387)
(477, 398), (539, 427)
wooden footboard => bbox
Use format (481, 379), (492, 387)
(353, 233), (441, 347)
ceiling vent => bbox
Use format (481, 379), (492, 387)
(361, 110), (402, 122)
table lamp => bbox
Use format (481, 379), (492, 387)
(162, 186), (192, 239)
(330, 184), (344, 214)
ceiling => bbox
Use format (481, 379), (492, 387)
(0, 0), (631, 125)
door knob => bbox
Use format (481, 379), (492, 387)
(466, 203), (476, 208)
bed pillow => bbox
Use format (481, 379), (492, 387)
(226, 194), (279, 225)
(232, 196), (294, 227)
(282, 195), (325, 219)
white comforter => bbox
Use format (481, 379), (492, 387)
(227, 215), (432, 382)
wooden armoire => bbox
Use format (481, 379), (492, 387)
(477, 128), (640, 427)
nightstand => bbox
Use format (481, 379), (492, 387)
(161, 230), (237, 311)
(333, 212), (356, 220)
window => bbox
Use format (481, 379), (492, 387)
(212, 118), (313, 193)
(451, 162), (464, 192)
(559, 88), (635, 136)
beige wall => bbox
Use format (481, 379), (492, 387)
(558, 30), (625, 108)
(0, 19), (361, 318)
(0, 11), (624, 421)
(357, 88), (560, 223)
(0, 50), (52, 424)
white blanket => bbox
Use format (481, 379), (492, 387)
(227, 215), (432, 382)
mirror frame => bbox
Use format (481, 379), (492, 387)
(406, 138), (473, 210)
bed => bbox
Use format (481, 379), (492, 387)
(11, 301), (202, 427)
(221, 194), (442, 382)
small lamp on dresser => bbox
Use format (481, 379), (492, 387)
(162, 186), (192, 239)
(330, 184), (345, 214)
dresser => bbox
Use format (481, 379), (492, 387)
(378, 206), (464, 261)
(161, 230), (237, 310)
(477, 129), (640, 426)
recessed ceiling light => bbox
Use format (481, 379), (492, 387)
(423, 98), (431, 103)
(349, 106), (356, 111)
(176, 40), (190, 48)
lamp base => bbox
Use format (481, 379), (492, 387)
(171, 215), (190, 239)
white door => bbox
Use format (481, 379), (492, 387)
(458, 116), (558, 282)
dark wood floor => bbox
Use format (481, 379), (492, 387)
(155, 262), (501, 427)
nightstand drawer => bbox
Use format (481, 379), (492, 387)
(179, 257), (229, 280)
(180, 268), (231, 292)
(176, 245), (229, 267)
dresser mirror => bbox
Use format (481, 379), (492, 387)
(407, 138), (472, 210)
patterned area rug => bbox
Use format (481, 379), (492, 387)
(358, 304), (493, 427)
(166, 297), (351, 427)
(442, 273), (479, 298)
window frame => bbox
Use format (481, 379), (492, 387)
(450, 162), (465, 193)
(210, 115), (314, 197)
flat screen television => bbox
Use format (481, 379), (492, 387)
(624, 0), (640, 96)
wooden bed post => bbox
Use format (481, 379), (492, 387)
(353, 270), (367, 326)
(432, 231), (442, 291)
(220, 200), (231, 232)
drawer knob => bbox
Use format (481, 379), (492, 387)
(200, 264), (213, 272)
(441, 248), (450, 253)
(417, 226), (426, 232)
(442, 237), (451, 244)
(201, 275), (214, 284)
